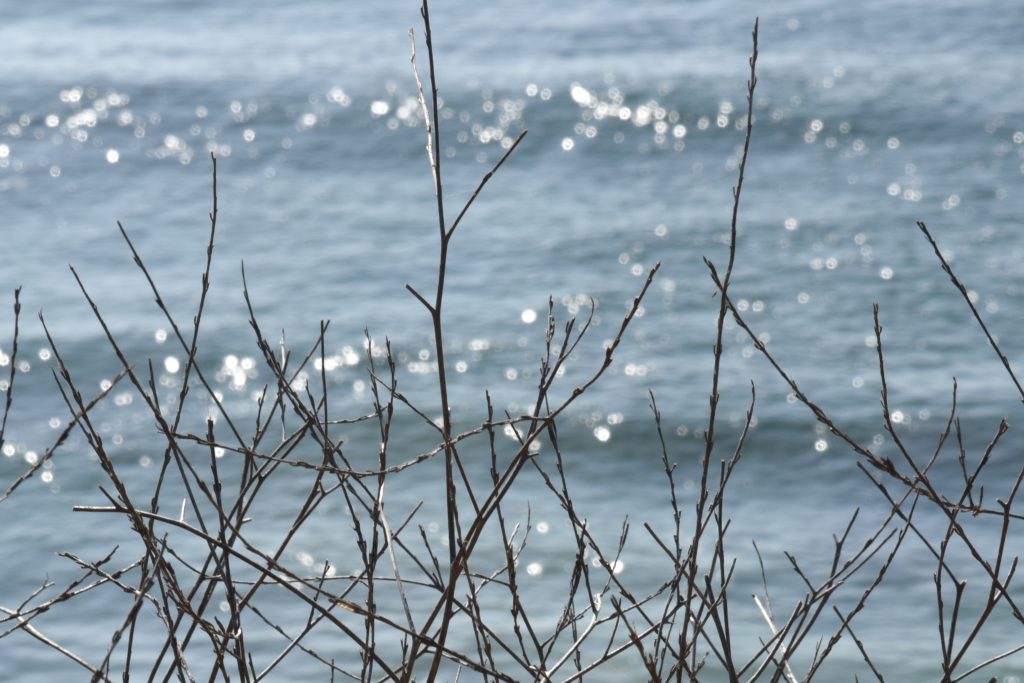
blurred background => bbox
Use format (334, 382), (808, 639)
(1, 1), (1023, 679)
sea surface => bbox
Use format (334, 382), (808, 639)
(2, 1), (1024, 680)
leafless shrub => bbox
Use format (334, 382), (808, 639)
(1, 3), (1022, 681)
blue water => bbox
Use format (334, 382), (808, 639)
(2, 1), (1024, 680)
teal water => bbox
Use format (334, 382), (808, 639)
(2, 1), (1024, 680)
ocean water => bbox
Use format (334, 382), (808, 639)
(2, 1), (1024, 680)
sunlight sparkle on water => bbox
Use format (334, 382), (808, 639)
(570, 84), (595, 107)
(164, 356), (180, 374)
(327, 87), (350, 106)
(624, 363), (647, 377)
(593, 558), (625, 575)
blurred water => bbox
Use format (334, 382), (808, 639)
(2, 1), (1024, 680)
